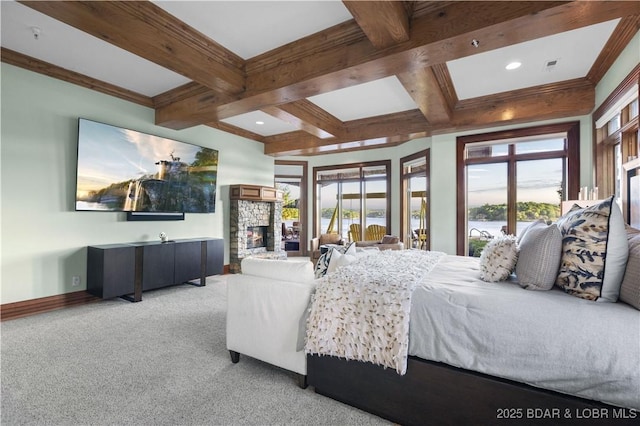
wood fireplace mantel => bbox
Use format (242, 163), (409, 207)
(230, 184), (282, 202)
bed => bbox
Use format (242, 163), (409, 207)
(305, 198), (640, 425)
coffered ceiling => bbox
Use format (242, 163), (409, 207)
(2, 1), (639, 156)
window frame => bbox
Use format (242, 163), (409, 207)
(455, 122), (580, 256)
(313, 160), (391, 240)
(400, 149), (430, 250)
(275, 160), (308, 256)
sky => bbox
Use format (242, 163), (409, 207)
(467, 138), (566, 207)
(76, 119), (213, 197)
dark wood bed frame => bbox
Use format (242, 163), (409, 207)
(307, 354), (637, 425)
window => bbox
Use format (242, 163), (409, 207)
(401, 150), (430, 250)
(275, 161), (307, 256)
(456, 122), (580, 256)
(594, 72), (639, 219)
(314, 161), (390, 242)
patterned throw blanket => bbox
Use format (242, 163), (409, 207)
(305, 250), (445, 374)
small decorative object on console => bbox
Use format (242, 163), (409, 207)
(159, 232), (168, 243)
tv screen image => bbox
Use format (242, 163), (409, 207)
(76, 118), (218, 213)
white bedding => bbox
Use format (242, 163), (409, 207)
(306, 250), (445, 374)
(409, 255), (640, 410)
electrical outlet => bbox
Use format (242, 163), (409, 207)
(72, 275), (81, 287)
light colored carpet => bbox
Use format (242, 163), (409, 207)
(1, 276), (389, 425)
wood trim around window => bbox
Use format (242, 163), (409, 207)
(400, 149), (430, 249)
(312, 160), (391, 239)
(456, 121), (580, 256)
(275, 160), (308, 255)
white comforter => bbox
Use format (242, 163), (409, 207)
(306, 250), (445, 374)
(409, 255), (640, 410)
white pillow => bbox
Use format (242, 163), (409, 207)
(516, 221), (562, 290)
(327, 250), (357, 274)
(479, 235), (518, 282)
(315, 243), (357, 278)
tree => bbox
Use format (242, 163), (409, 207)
(279, 184), (299, 220)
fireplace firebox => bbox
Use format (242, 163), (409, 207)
(246, 226), (268, 249)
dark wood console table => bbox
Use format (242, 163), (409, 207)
(87, 238), (223, 302)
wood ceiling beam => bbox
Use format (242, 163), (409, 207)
(263, 110), (430, 156)
(262, 100), (343, 139)
(1, 47), (153, 108)
(397, 66), (452, 125)
(342, 0), (410, 49)
(439, 78), (595, 134)
(205, 121), (265, 143)
(431, 63), (459, 109)
(587, 14), (640, 85)
(156, 1), (636, 129)
(264, 79), (595, 156)
(19, 0), (245, 95)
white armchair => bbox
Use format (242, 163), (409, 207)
(226, 257), (315, 388)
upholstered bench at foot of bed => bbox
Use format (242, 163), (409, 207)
(225, 257), (316, 389)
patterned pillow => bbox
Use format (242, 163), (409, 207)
(555, 196), (628, 302)
(314, 249), (333, 278)
(619, 233), (640, 310)
(516, 221), (562, 290)
(479, 235), (518, 282)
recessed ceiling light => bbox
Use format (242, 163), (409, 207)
(505, 61), (522, 70)
(255, 121), (264, 125)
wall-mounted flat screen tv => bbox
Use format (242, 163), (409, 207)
(75, 118), (218, 213)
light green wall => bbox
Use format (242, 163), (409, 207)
(0, 64), (274, 304)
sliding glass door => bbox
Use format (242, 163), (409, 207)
(401, 150), (430, 249)
(314, 161), (390, 242)
(275, 161), (307, 256)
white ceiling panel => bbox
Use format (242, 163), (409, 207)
(153, 0), (353, 59)
(220, 110), (298, 136)
(307, 76), (419, 122)
(448, 19), (620, 100)
(0, 1), (191, 97)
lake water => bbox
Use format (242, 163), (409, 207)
(303, 218), (533, 240)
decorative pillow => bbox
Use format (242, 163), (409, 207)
(314, 242), (356, 278)
(327, 249), (357, 274)
(479, 235), (518, 282)
(515, 221), (562, 290)
(517, 219), (546, 244)
(335, 241), (356, 256)
(619, 234), (640, 310)
(555, 196), (628, 302)
(314, 249), (333, 278)
(381, 235), (399, 244)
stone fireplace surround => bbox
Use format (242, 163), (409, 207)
(229, 185), (286, 273)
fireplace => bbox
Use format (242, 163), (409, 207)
(246, 226), (267, 249)
(229, 185), (287, 273)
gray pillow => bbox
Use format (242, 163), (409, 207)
(516, 221), (562, 290)
(517, 218), (546, 244)
(620, 234), (640, 310)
